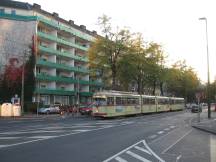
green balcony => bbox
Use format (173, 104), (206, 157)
(37, 16), (93, 41)
(36, 59), (89, 73)
(0, 13), (37, 21)
(79, 92), (94, 97)
(37, 31), (88, 51)
(36, 73), (102, 86)
(36, 73), (76, 83)
(35, 88), (75, 95)
(39, 46), (88, 62)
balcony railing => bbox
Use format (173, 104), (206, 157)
(35, 73), (102, 86)
(37, 31), (88, 51)
(35, 88), (75, 95)
(36, 59), (89, 73)
(39, 45), (88, 62)
(37, 16), (93, 41)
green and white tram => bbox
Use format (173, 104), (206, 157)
(92, 91), (184, 118)
(93, 91), (141, 117)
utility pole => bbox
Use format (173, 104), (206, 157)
(21, 50), (27, 115)
(199, 17), (211, 119)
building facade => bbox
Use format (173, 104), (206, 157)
(0, 1), (102, 105)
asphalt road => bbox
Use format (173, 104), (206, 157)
(0, 110), (215, 162)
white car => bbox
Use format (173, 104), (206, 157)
(38, 105), (60, 114)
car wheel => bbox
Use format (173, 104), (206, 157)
(46, 110), (50, 115)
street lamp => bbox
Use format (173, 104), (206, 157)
(199, 17), (211, 118)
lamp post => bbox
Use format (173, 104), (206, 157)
(199, 17), (211, 119)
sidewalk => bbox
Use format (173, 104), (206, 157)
(192, 110), (216, 135)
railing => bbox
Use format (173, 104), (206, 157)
(39, 45), (88, 62)
(0, 13), (37, 21)
(35, 88), (75, 95)
(37, 31), (88, 51)
(36, 59), (89, 73)
(37, 16), (93, 41)
(35, 73), (102, 86)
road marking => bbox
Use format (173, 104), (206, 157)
(72, 129), (90, 132)
(126, 151), (151, 162)
(149, 127), (180, 144)
(103, 140), (165, 162)
(164, 128), (170, 131)
(176, 155), (182, 162)
(115, 156), (128, 162)
(148, 135), (157, 139)
(161, 129), (193, 154)
(0, 145), (9, 148)
(0, 137), (21, 139)
(142, 140), (165, 162)
(0, 121), (132, 149)
(157, 131), (164, 134)
(169, 126), (176, 129)
(134, 146), (152, 155)
(28, 136), (57, 139)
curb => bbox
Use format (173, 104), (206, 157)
(192, 125), (216, 135)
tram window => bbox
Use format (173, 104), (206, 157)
(116, 97), (122, 105)
(107, 97), (114, 106)
(94, 98), (106, 106)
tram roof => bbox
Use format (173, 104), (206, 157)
(93, 91), (140, 97)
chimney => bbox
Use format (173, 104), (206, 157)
(80, 25), (86, 30)
(92, 30), (97, 35)
(69, 20), (74, 25)
(33, 3), (41, 9)
(52, 12), (59, 17)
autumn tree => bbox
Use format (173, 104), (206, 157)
(88, 15), (131, 90)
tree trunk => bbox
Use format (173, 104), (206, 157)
(160, 82), (164, 96)
(152, 80), (156, 95)
(111, 63), (117, 90)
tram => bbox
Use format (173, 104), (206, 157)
(92, 91), (184, 118)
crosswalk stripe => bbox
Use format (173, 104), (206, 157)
(126, 151), (152, 162)
(157, 131), (164, 134)
(134, 146), (152, 155)
(0, 145), (9, 148)
(28, 136), (57, 139)
(115, 156), (128, 162)
(0, 137), (21, 139)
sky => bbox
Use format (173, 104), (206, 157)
(19, 0), (216, 83)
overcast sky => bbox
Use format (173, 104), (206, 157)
(19, 0), (216, 83)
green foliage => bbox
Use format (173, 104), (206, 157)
(89, 15), (201, 100)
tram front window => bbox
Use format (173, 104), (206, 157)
(94, 98), (107, 106)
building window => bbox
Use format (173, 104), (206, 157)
(0, 9), (5, 14)
(40, 95), (50, 105)
(11, 10), (16, 15)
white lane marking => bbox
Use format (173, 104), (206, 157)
(161, 129), (193, 154)
(126, 151), (151, 162)
(149, 127), (180, 144)
(115, 156), (128, 162)
(28, 136), (57, 139)
(72, 129), (90, 132)
(0, 130), (63, 135)
(148, 135), (157, 139)
(157, 131), (164, 134)
(103, 140), (165, 162)
(134, 146), (152, 155)
(103, 140), (145, 162)
(142, 140), (165, 162)
(169, 126), (176, 129)
(0, 145), (9, 148)
(176, 155), (182, 162)
(0, 121), (132, 149)
(164, 128), (170, 131)
(0, 137), (21, 139)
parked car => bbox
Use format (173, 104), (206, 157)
(38, 105), (60, 114)
(191, 105), (202, 113)
(79, 104), (94, 115)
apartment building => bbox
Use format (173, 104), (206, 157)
(0, 0), (102, 105)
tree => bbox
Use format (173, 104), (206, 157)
(88, 15), (131, 90)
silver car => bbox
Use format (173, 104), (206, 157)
(38, 105), (60, 114)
